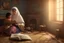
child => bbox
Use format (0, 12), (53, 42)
(4, 13), (17, 35)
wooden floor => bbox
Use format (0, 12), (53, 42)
(0, 31), (63, 43)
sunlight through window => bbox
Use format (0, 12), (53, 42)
(56, 0), (63, 21)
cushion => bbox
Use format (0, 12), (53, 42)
(9, 33), (32, 41)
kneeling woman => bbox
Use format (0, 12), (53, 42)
(4, 13), (21, 35)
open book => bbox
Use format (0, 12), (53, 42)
(9, 33), (32, 41)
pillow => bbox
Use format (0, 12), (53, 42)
(9, 33), (32, 41)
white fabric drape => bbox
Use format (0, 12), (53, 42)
(11, 7), (25, 26)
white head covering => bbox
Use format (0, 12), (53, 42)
(11, 7), (25, 26)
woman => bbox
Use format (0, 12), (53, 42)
(10, 7), (25, 31)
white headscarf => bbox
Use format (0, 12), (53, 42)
(11, 7), (25, 26)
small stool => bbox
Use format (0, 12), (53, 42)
(39, 25), (46, 32)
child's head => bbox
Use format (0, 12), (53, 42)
(6, 13), (11, 19)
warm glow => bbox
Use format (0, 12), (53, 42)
(56, 0), (63, 21)
(49, 0), (54, 21)
(49, 0), (63, 21)
(49, 0), (51, 21)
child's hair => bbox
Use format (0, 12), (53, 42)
(6, 13), (11, 18)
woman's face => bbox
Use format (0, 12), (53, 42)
(12, 9), (16, 15)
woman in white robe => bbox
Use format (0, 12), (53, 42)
(10, 7), (25, 31)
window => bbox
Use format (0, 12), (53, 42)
(56, 0), (63, 21)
